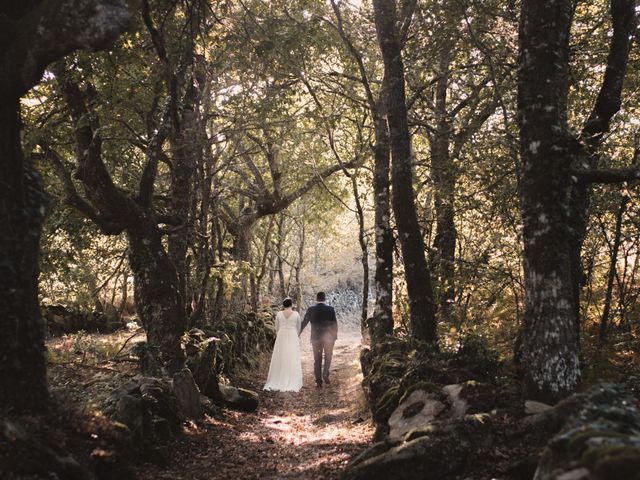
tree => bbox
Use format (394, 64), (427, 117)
(518, 0), (636, 401)
(328, 0), (394, 340)
(44, 1), (208, 374)
(372, 0), (437, 344)
(0, 0), (130, 413)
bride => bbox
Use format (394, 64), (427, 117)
(264, 298), (303, 392)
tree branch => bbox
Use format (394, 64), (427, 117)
(572, 167), (640, 184)
(579, 0), (636, 153)
(3, 0), (130, 97)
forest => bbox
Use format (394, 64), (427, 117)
(2, 0), (640, 478)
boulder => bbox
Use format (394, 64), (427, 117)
(534, 384), (640, 480)
(344, 414), (493, 480)
(388, 389), (446, 439)
(172, 368), (203, 419)
(218, 384), (259, 413)
(442, 381), (497, 419)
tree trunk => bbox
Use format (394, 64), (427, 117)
(229, 213), (257, 311)
(0, 99), (49, 413)
(599, 195), (628, 342)
(351, 175), (370, 333)
(431, 48), (457, 323)
(373, 0), (437, 344)
(370, 81), (394, 341)
(128, 219), (185, 374)
(293, 220), (306, 309)
(518, 0), (580, 402)
(168, 70), (201, 318)
(0, 0), (130, 413)
(518, 0), (635, 402)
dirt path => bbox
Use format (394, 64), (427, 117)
(136, 328), (373, 479)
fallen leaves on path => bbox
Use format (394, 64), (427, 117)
(136, 330), (373, 479)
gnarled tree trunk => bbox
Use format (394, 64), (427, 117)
(0, 0), (130, 413)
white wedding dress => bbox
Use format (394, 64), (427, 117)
(264, 310), (303, 392)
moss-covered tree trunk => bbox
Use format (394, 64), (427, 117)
(128, 221), (186, 374)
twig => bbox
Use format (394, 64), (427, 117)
(112, 328), (145, 360)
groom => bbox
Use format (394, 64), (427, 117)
(300, 291), (338, 387)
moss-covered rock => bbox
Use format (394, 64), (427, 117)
(534, 384), (640, 480)
(218, 384), (259, 413)
(388, 390), (446, 439)
(343, 414), (493, 480)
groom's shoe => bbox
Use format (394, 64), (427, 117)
(323, 376), (330, 385)
(315, 381), (323, 388)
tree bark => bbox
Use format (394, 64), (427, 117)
(372, 0), (437, 344)
(351, 175), (370, 332)
(128, 219), (185, 373)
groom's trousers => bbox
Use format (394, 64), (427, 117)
(312, 336), (336, 383)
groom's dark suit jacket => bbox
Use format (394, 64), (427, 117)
(301, 302), (338, 342)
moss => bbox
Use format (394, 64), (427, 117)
(374, 385), (401, 423)
(398, 381), (439, 405)
(581, 445), (640, 480)
(565, 428), (630, 457)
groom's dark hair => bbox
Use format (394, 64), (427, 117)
(316, 291), (326, 302)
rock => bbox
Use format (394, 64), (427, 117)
(344, 414), (493, 480)
(555, 468), (592, 480)
(0, 418), (95, 480)
(388, 389), (446, 439)
(115, 394), (145, 439)
(107, 376), (181, 451)
(534, 383), (640, 480)
(525, 400), (553, 415)
(172, 369), (203, 419)
(43, 304), (125, 336)
(313, 414), (340, 425)
(185, 334), (219, 393)
(459, 381), (497, 414)
(218, 384), (259, 412)
(132, 342), (163, 377)
(442, 384), (467, 418)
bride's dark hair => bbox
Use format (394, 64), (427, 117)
(282, 298), (293, 308)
